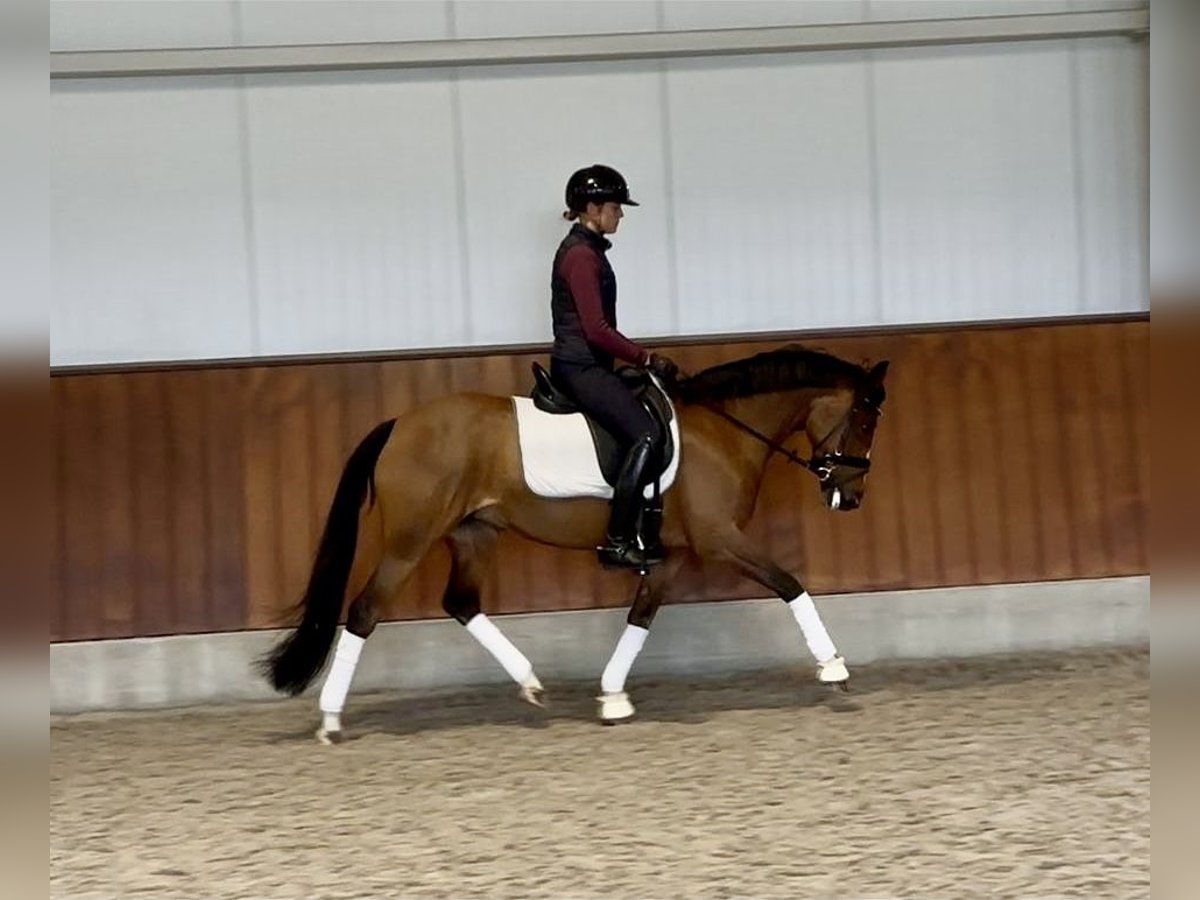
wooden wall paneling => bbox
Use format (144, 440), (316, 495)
(902, 336), (950, 588)
(268, 367), (316, 623)
(243, 368), (284, 629)
(890, 334), (947, 587)
(203, 368), (250, 633)
(126, 373), (177, 636)
(50, 318), (1150, 641)
(979, 328), (1042, 584)
(957, 330), (1013, 585)
(50, 383), (65, 641)
(1087, 325), (1139, 573)
(94, 374), (137, 635)
(1015, 327), (1078, 580)
(1054, 325), (1117, 576)
(57, 377), (106, 639)
(928, 334), (981, 585)
(165, 369), (214, 633)
(1116, 321), (1148, 570)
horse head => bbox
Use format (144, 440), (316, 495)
(803, 359), (889, 512)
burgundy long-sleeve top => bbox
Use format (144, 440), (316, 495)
(550, 225), (649, 369)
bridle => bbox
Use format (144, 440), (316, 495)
(701, 392), (876, 487)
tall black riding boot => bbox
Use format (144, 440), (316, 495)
(637, 481), (664, 563)
(597, 436), (663, 570)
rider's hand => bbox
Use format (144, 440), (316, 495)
(647, 352), (681, 383)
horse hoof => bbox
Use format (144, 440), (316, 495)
(519, 674), (546, 708)
(817, 655), (849, 687)
(597, 691), (635, 724)
(315, 726), (344, 746)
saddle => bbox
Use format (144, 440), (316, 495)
(529, 362), (676, 487)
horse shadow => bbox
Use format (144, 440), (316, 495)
(267, 668), (868, 744)
(261, 647), (1145, 744)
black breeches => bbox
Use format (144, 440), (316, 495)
(550, 361), (662, 456)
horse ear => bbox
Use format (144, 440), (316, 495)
(869, 360), (890, 382)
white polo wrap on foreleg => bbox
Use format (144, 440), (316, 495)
(787, 592), (838, 663)
(600, 624), (649, 695)
(465, 614), (534, 684)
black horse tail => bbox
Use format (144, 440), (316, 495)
(260, 418), (396, 695)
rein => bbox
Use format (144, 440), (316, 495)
(699, 402), (872, 479)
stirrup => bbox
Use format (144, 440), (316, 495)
(597, 538), (661, 571)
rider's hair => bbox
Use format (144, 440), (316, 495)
(563, 208), (579, 221)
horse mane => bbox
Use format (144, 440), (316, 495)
(676, 344), (865, 404)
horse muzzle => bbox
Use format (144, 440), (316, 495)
(824, 485), (861, 511)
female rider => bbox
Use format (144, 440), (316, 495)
(549, 164), (681, 570)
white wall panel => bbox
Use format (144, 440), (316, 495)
(662, 0), (868, 29)
(453, 1), (659, 39)
(1074, 37), (1147, 312)
(50, 7), (1147, 366)
(237, 1), (449, 47)
(866, 0), (1074, 20)
(51, 0), (236, 51)
(244, 71), (465, 356)
(872, 43), (1080, 323)
(456, 62), (673, 344)
(51, 0), (1144, 53)
(1068, 0), (1147, 9)
(663, 0), (866, 30)
(865, 1), (1140, 22)
(51, 79), (253, 365)
(667, 54), (876, 335)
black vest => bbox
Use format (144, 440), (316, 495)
(550, 225), (618, 369)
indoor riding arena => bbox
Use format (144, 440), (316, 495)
(51, 2), (1150, 898)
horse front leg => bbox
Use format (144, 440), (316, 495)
(597, 553), (687, 724)
(704, 531), (849, 689)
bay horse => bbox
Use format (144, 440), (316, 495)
(261, 344), (889, 742)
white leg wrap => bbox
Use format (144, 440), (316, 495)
(601, 624), (649, 695)
(318, 630), (365, 714)
(787, 592), (838, 663)
(465, 614), (534, 685)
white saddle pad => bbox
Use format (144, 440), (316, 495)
(511, 395), (681, 500)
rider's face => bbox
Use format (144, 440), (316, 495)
(585, 201), (624, 234)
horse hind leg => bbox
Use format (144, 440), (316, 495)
(314, 553), (416, 744)
(597, 552), (688, 724)
(443, 513), (544, 707)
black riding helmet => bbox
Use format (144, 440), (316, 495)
(564, 164), (639, 213)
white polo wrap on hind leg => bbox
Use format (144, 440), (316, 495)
(465, 614), (534, 684)
(319, 629), (365, 714)
(601, 624), (649, 694)
(787, 592), (837, 663)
